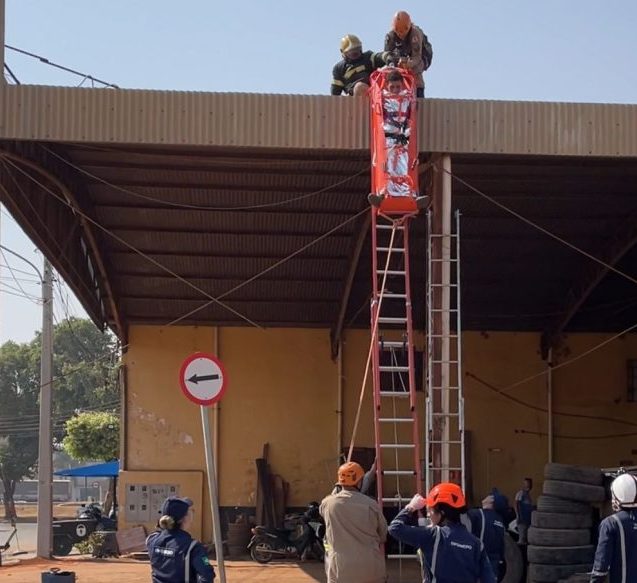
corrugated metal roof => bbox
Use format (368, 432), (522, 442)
(2, 85), (637, 157)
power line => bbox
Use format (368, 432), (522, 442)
(4, 45), (119, 89)
(3, 63), (20, 84)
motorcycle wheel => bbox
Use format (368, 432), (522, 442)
(53, 535), (73, 557)
(250, 537), (274, 564)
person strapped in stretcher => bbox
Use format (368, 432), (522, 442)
(368, 68), (428, 213)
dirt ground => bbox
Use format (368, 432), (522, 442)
(13, 503), (79, 520)
(0, 556), (421, 582)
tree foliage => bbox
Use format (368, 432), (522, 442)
(0, 318), (120, 518)
(62, 411), (119, 462)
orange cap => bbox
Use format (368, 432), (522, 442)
(425, 482), (466, 509)
(392, 11), (412, 39)
(337, 462), (365, 486)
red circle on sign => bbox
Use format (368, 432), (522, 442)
(179, 352), (227, 406)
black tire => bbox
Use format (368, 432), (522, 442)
(543, 480), (605, 503)
(527, 545), (595, 565)
(52, 535), (73, 557)
(528, 563), (592, 582)
(537, 496), (590, 515)
(250, 537), (274, 564)
(544, 463), (602, 486)
(528, 527), (590, 546)
(500, 533), (523, 583)
(531, 511), (592, 529)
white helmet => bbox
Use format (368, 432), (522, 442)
(611, 473), (637, 511)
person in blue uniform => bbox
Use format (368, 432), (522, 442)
(466, 493), (506, 579)
(146, 496), (215, 583)
(388, 482), (496, 583)
(591, 473), (637, 583)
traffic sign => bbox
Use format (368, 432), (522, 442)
(179, 352), (227, 406)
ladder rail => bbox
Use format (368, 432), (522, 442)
(425, 209), (465, 492)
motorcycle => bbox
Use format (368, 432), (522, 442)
(248, 503), (324, 564)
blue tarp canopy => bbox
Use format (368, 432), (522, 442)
(54, 460), (119, 478)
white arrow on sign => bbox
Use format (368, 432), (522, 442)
(179, 353), (227, 406)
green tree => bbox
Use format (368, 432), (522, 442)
(0, 340), (40, 519)
(0, 319), (120, 519)
(62, 412), (119, 461)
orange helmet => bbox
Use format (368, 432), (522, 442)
(392, 11), (412, 39)
(337, 462), (365, 486)
(425, 482), (466, 509)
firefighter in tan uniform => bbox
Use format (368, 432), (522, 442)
(320, 462), (388, 583)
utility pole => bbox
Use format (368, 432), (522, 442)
(36, 259), (53, 558)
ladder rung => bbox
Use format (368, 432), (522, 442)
(379, 341), (407, 349)
(378, 317), (407, 324)
(428, 283), (458, 287)
(430, 412), (461, 417)
(430, 360), (459, 364)
(379, 270), (406, 276)
(427, 440), (463, 444)
(382, 470), (416, 476)
(379, 365), (409, 372)
(380, 391), (410, 398)
(429, 258), (459, 262)
(429, 334), (459, 338)
(380, 444), (415, 449)
(429, 233), (457, 238)
(428, 467), (463, 471)
(387, 554), (419, 560)
(428, 386), (461, 390)
(379, 417), (413, 423)
(377, 224), (405, 230)
(377, 247), (405, 253)
(429, 309), (459, 313)
(384, 293), (407, 299)
(382, 497), (410, 503)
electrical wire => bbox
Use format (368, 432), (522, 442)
(43, 145), (368, 212)
(0, 248), (35, 302)
(515, 428), (637, 440)
(4, 45), (119, 89)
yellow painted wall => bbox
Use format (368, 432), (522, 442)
(123, 325), (637, 541)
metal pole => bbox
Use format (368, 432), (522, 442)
(547, 348), (554, 463)
(200, 406), (226, 583)
(36, 259), (53, 558)
(0, 0), (6, 86)
(441, 155), (452, 483)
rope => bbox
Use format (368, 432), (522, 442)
(437, 165), (637, 289)
(347, 218), (398, 462)
(42, 145), (368, 212)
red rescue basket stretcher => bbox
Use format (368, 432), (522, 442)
(369, 67), (420, 215)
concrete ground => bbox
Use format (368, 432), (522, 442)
(0, 557), (422, 582)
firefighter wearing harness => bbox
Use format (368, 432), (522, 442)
(384, 11), (433, 98)
(388, 482), (496, 583)
(466, 494), (506, 578)
(146, 497), (215, 583)
(331, 35), (390, 97)
(591, 473), (637, 583)
(320, 462), (388, 583)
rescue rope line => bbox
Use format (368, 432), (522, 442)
(164, 208), (369, 326)
(347, 218), (398, 462)
(2, 156), (263, 328)
(42, 145), (368, 212)
(498, 319), (637, 395)
(1, 154), (369, 330)
(437, 165), (637, 289)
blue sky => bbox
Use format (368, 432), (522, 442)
(2, 0), (637, 341)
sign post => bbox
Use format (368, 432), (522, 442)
(179, 353), (227, 583)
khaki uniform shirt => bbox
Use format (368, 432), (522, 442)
(320, 489), (388, 583)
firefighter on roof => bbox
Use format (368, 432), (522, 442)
(331, 34), (390, 97)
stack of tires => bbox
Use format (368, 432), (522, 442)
(527, 463), (604, 583)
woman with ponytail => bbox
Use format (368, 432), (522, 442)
(146, 497), (215, 583)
